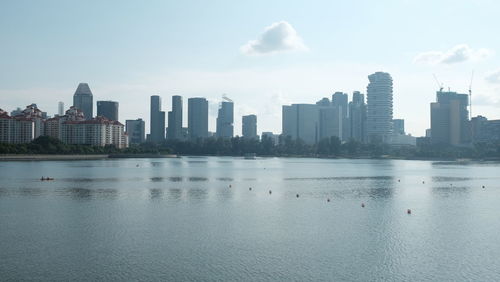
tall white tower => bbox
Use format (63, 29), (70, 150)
(366, 72), (393, 143)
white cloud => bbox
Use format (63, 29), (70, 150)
(241, 21), (307, 55)
(485, 69), (500, 84)
(414, 44), (492, 65)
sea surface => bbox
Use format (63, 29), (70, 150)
(0, 157), (499, 281)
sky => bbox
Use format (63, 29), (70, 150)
(1, 0), (500, 137)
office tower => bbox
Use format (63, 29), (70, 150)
(332, 92), (350, 141)
(366, 72), (393, 143)
(318, 106), (342, 141)
(97, 101), (119, 121)
(349, 91), (366, 142)
(242, 115), (257, 139)
(216, 100), (234, 138)
(150, 95), (165, 143)
(282, 104), (319, 145)
(392, 119), (405, 135)
(188, 98), (209, 139)
(58, 102), (64, 116)
(430, 91), (469, 145)
(73, 83), (93, 120)
(126, 119), (146, 144)
(167, 95), (183, 140)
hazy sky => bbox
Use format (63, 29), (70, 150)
(1, 0), (500, 136)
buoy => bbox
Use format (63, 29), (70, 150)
(361, 203), (365, 208)
(296, 194), (299, 198)
(229, 184), (232, 188)
(249, 187), (252, 191)
(269, 190), (272, 194)
(450, 183), (453, 186)
(407, 209), (412, 214)
(482, 185), (485, 189)
(136, 164), (139, 167)
(398, 179), (400, 182)
(422, 181), (425, 184)
(327, 198), (330, 202)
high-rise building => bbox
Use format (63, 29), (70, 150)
(150, 95), (165, 143)
(392, 119), (405, 135)
(188, 98), (209, 139)
(282, 104), (319, 145)
(366, 72), (393, 143)
(242, 115), (257, 139)
(316, 98), (342, 141)
(349, 91), (366, 142)
(167, 95), (183, 140)
(61, 116), (128, 148)
(216, 101), (234, 138)
(73, 83), (93, 120)
(58, 102), (64, 116)
(126, 119), (146, 144)
(97, 101), (119, 121)
(332, 92), (350, 141)
(430, 91), (469, 145)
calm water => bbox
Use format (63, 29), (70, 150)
(1, 157), (499, 281)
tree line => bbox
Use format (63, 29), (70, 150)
(1, 135), (500, 160)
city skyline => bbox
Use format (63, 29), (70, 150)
(2, 1), (500, 136)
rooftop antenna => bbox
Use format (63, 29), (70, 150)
(433, 74), (444, 92)
(469, 71), (474, 120)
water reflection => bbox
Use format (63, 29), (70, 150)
(189, 177), (208, 182)
(432, 176), (472, 182)
(149, 188), (163, 200)
(187, 188), (208, 200)
(169, 177), (183, 182)
(150, 177), (164, 182)
(168, 188), (182, 200)
(56, 187), (118, 200)
(432, 185), (469, 197)
(216, 177), (233, 181)
(284, 176), (393, 181)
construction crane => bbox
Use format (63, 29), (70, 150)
(433, 74), (444, 92)
(468, 71), (474, 120)
(222, 94), (233, 103)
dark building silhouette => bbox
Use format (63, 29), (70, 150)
(150, 95), (165, 143)
(97, 101), (119, 121)
(126, 118), (145, 144)
(242, 114), (257, 139)
(188, 98), (209, 139)
(73, 83), (93, 120)
(216, 100), (234, 138)
(167, 95), (183, 140)
(430, 91), (469, 145)
(332, 92), (350, 141)
(349, 91), (366, 142)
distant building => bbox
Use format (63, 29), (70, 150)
(261, 132), (279, 145)
(97, 101), (119, 121)
(317, 102), (342, 141)
(10, 107), (22, 117)
(167, 95), (183, 140)
(0, 109), (35, 144)
(282, 104), (319, 145)
(366, 72), (393, 143)
(216, 101), (234, 138)
(188, 98), (209, 139)
(349, 91), (366, 142)
(332, 92), (350, 141)
(126, 119), (146, 144)
(150, 95), (165, 143)
(471, 116), (500, 143)
(393, 119), (405, 134)
(242, 115), (257, 139)
(61, 116), (127, 148)
(430, 91), (469, 145)
(45, 106), (86, 140)
(73, 83), (94, 120)
(58, 102), (64, 116)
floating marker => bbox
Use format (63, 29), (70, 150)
(407, 209), (412, 214)
(249, 187), (252, 191)
(296, 194), (299, 198)
(327, 198), (330, 202)
(269, 190), (272, 194)
(361, 203), (365, 208)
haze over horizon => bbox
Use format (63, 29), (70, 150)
(2, 0), (500, 136)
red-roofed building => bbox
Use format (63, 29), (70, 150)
(61, 116), (128, 148)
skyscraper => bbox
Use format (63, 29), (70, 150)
(97, 101), (119, 121)
(430, 91), (469, 145)
(332, 92), (350, 141)
(167, 95), (183, 140)
(73, 83), (93, 120)
(242, 115), (257, 139)
(150, 95), (165, 143)
(366, 72), (393, 143)
(126, 118), (145, 144)
(58, 102), (64, 116)
(216, 100), (234, 138)
(282, 104), (319, 145)
(349, 91), (366, 142)
(188, 98), (209, 139)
